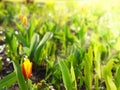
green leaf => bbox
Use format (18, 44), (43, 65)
(115, 66), (120, 89)
(106, 76), (117, 90)
(94, 43), (101, 78)
(29, 33), (39, 61)
(4, 28), (14, 45)
(78, 25), (87, 45)
(94, 75), (99, 90)
(70, 63), (77, 90)
(84, 47), (93, 90)
(28, 79), (33, 90)
(16, 23), (24, 35)
(0, 72), (17, 89)
(13, 61), (27, 90)
(15, 33), (29, 47)
(37, 32), (53, 48)
(58, 59), (72, 90)
(23, 47), (30, 56)
(11, 35), (18, 53)
(103, 59), (117, 90)
(28, 16), (36, 42)
(34, 32), (53, 63)
(5, 28), (18, 54)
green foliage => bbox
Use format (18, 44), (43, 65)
(93, 43), (101, 79)
(84, 47), (93, 90)
(1, 1), (120, 90)
(13, 60), (27, 90)
(5, 28), (18, 54)
(34, 32), (53, 64)
(70, 63), (77, 90)
(0, 72), (17, 89)
(102, 59), (117, 90)
(58, 59), (72, 90)
(115, 65), (120, 89)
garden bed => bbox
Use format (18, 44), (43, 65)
(1, 0), (120, 90)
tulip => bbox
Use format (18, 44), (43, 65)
(23, 16), (27, 25)
(22, 58), (32, 79)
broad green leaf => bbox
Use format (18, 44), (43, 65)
(34, 32), (53, 63)
(13, 61), (27, 90)
(70, 63), (77, 90)
(58, 59), (72, 90)
(11, 35), (18, 53)
(78, 25), (87, 45)
(5, 28), (18, 54)
(15, 33), (29, 47)
(94, 43), (101, 78)
(23, 47), (30, 56)
(4, 28), (14, 45)
(103, 59), (114, 77)
(28, 16), (36, 42)
(103, 59), (117, 90)
(0, 72), (17, 89)
(84, 47), (93, 90)
(115, 66), (120, 89)
(94, 75), (99, 90)
(106, 76), (117, 90)
(37, 32), (53, 49)
(16, 23), (24, 35)
(29, 33), (39, 60)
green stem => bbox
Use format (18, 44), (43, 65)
(26, 79), (28, 90)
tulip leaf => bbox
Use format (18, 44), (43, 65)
(84, 47), (93, 90)
(106, 76), (117, 90)
(58, 59), (72, 90)
(70, 63), (77, 90)
(11, 35), (18, 53)
(94, 43), (101, 78)
(37, 32), (53, 50)
(13, 60), (27, 90)
(103, 59), (117, 90)
(29, 33), (39, 61)
(34, 32), (53, 64)
(115, 66), (120, 89)
(5, 28), (18, 53)
(28, 16), (36, 42)
(4, 28), (14, 45)
(16, 23), (24, 35)
(15, 33), (29, 47)
(0, 72), (17, 89)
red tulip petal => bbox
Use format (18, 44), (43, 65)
(22, 63), (27, 78)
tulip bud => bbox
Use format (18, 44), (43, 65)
(23, 16), (27, 25)
(22, 58), (32, 79)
